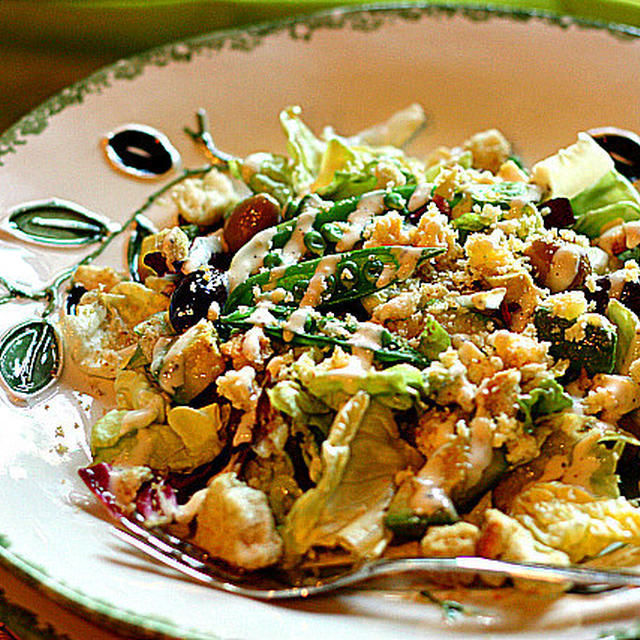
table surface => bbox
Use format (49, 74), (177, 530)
(2, 1), (640, 638)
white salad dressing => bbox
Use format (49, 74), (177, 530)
(245, 301), (279, 326)
(281, 210), (316, 265)
(299, 255), (341, 307)
(227, 226), (277, 290)
(376, 247), (423, 288)
(465, 417), (494, 487)
(335, 192), (386, 252)
(348, 321), (385, 351)
(282, 307), (311, 341)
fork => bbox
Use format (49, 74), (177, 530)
(111, 518), (640, 600)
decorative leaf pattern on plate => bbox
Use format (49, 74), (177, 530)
(127, 214), (158, 281)
(4, 198), (120, 246)
(0, 320), (62, 396)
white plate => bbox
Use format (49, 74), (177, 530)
(2, 4), (640, 639)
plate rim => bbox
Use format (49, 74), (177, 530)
(2, 3), (640, 639)
(2, 1), (640, 164)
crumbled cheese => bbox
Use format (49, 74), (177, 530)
(543, 290), (588, 321)
(216, 366), (260, 446)
(421, 521), (480, 557)
(362, 211), (412, 248)
(584, 374), (640, 423)
(171, 167), (238, 226)
(373, 160), (406, 189)
(194, 472), (283, 570)
(477, 508), (570, 591)
(463, 129), (511, 174)
(465, 229), (514, 277)
(490, 330), (548, 368)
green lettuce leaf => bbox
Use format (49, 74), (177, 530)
(267, 379), (333, 434)
(280, 106), (325, 194)
(517, 378), (572, 433)
(305, 362), (427, 411)
(571, 169), (640, 238)
(280, 392), (411, 564)
(91, 372), (227, 471)
(606, 299), (640, 374)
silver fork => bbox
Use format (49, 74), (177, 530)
(111, 518), (640, 600)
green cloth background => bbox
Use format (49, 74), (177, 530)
(2, 0), (640, 132)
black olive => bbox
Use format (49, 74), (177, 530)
(168, 267), (228, 333)
(584, 276), (611, 315)
(540, 197), (576, 229)
(620, 280), (640, 316)
(589, 127), (640, 182)
(66, 284), (87, 314)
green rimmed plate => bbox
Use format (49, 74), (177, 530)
(2, 4), (640, 639)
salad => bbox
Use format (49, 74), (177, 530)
(66, 105), (640, 587)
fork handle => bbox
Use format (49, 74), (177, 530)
(334, 556), (640, 592)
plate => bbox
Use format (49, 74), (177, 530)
(2, 4), (640, 639)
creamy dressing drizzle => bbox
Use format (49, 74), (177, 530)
(336, 192), (385, 252)
(349, 321), (385, 351)
(466, 418), (493, 487)
(300, 255), (341, 307)
(282, 307), (311, 342)
(246, 301), (279, 326)
(227, 227), (277, 290)
(281, 211), (316, 265)
(376, 247), (423, 288)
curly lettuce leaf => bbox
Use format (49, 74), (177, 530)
(280, 105), (424, 198)
(280, 106), (325, 194)
(517, 378), (572, 433)
(267, 379), (333, 435)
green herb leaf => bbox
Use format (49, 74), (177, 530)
(0, 320), (62, 396)
(224, 245), (443, 313)
(219, 305), (430, 368)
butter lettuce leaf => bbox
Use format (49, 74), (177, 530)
(571, 169), (640, 238)
(305, 362), (428, 411)
(91, 371), (227, 471)
(511, 481), (640, 563)
(280, 392), (411, 564)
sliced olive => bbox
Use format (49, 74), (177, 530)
(168, 267), (228, 333)
(589, 126), (640, 182)
(223, 194), (281, 253)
